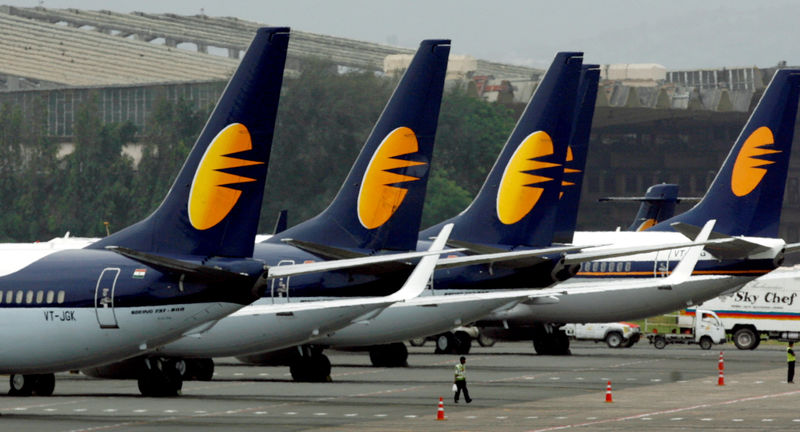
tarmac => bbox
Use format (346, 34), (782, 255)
(0, 340), (797, 431)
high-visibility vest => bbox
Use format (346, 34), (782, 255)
(789, 346), (796, 362)
(455, 363), (466, 381)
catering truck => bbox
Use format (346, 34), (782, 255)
(681, 266), (800, 350)
(648, 309), (726, 349)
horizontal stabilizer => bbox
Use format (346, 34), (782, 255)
(785, 242), (800, 254)
(281, 238), (366, 260)
(106, 246), (256, 284)
(670, 222), (772, 258)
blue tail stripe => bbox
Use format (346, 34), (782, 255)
(272, 40), (451, 251)
(653, 69), (800, 237)
(552, 64), (600, 243)
(423, 52), (583, 247)
(89, 27), (289, 257)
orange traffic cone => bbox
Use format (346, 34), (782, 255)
(605, 381), (613, 403)
(718, 351), (725, 385)
(719, 351), (725, 371)
(436, 397), (446, 420)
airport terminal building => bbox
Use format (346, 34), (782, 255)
(1, 5), (799, 246)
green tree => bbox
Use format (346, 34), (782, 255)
(131, 96), (208, 220)
(55, 95), (137, 236)
(262, 59), (394, 230)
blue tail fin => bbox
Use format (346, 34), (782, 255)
(628, 184), (680, 231)
(271, 40), (451, 251)
(653, 69), (800, 237)
(89, 27), (289, 257)
(552, 64), (600, 243)
(422, 52), (583, 247)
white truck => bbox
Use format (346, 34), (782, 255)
(648, 309), (726, 350)
(560, 322), (641, 348)
(682, 266), (800, 350)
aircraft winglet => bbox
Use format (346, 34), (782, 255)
(385, 223), (453, 302)
(665, 219), (716, 283)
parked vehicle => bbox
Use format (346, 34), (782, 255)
(647, 309), (726, 349)
(681, 267), (800, 350)
(560, 322), (641, 348)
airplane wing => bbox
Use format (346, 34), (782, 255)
(434, 237), (728, 269)
(223, 224), (455, 318)
(266, 236), (459, 279)
(402, 221), (718, 312)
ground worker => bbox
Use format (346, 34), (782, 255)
(454, 356), (471, 403)
(788, 342), (795, 384)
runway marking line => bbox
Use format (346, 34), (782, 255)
(526, 388), (800, 432)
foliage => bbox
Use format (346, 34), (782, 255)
(0, 60), (519, 241)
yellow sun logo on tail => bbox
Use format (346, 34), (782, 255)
(357, 127), (425, 229)
(731, 126), (780, 197)
(497, 131), (561, 225)
(188, 123), (262, 230)
(559, 145), (581, 199)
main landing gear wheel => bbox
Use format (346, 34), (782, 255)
(532, 324), (571, 355)
(369, 343), (408, 367)
(9, 373), (55, 396)
(183, 358), (215, 381)
(434, 332), (471, 354)
(290, 354), (331, 382)
(137, 358), (183, 397)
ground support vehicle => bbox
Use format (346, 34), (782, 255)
(647, 309), (726, 350)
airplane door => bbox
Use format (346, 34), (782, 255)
(270, 260), (294, 304)
(95, 268), (120, 329)
(654, 250), (670, 277)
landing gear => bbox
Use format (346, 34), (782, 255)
(369, 343), (408, 367)
(434, 331), (471, 354)
(532, 324), (570, 355)
(183, 358), (215, 381)
(289, 346), (331, 382)
(8, 373), (55, 396)
(137, 358), (183, 397)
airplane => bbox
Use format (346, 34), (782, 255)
(283, 68), (800, 365)
(598, 183), (699, 232)
(477, 68), (800, 354)
(0, 26), (291, 397)
(241, 56), (758, 376)
(1, 29), (460, 398)
(78, 38), (457, 391)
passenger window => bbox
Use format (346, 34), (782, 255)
(57, 291), (65, 304)
(616, 262), (624, 272)
(5, 290), (12, 303)
(600, 262), (607, 272)
(25, 290), (33, 304)
(36, 291), (43, 304)
(591, 262), (599, 272)
(46, 290), (54, 304)
(625, 262), (632, 272)
(15, 290), (23, 304)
